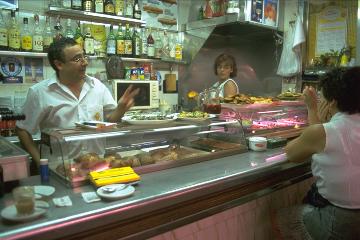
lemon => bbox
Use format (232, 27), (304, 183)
(187, 90), (198, 99)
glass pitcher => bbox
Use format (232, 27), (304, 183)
(198, 88), (221, 114)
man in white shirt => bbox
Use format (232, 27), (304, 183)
(16, 38), (138, 169)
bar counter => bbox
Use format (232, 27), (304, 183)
(0, 148), (311, 240)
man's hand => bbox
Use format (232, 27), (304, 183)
(107, 85), (139, 122)
(117, 85), (140, 113)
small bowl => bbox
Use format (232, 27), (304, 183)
(248, 137), (267, 151)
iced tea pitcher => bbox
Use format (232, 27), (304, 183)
(198, 88), (221, 114)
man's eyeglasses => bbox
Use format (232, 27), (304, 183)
(68, 55), (89, 63)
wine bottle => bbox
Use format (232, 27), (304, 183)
(74, 21), (84, 48)
(132, 27), (140, 57)
(84, 26), (95, 55)
(94, 0), (104, 13)
(83, 0), (94, 12)
(133, 0), (141, 19)
(0, 9), (8, 50)
(43, 16), (53, 52)
(104, 0), (115, 15)
(33, 14), (44, 52)
(116, 24), (125, 56)
(147, 28), (155, 58)
(124, 24), (132, 57)
(8, 10), (20, 51)
(71, 0), (82, 10)
(106, 25), (116, 55)
(21, 18), (32, 52)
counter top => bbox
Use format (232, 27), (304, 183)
(0, 149), (311, 240)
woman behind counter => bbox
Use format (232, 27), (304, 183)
(211, 53), (239, 98)
(273, 67), (360, 239)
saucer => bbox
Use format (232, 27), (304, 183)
(1, 201), (48, 222)
(34, 186), (55, 199)
(97, 184), (135, 200)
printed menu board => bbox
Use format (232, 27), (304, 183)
(141, 0), (178, 31)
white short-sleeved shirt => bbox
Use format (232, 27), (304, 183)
(211, 78), (239, 98)
(16, 75), (117, 135)
(312, 112), (360, 209)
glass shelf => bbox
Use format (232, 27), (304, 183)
(46, 6), (146, 25)
(0, 51), (186, 64)
(0, 51), (47, 57)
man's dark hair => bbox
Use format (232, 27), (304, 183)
(48, 38), (78, 76)
(320, 67), (360, 114)
(213, 53), (237, 78)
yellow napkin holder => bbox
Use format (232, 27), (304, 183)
(89, 167), (140, 187)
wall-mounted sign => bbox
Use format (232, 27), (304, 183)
(315, 6), (347, 56)
(0, 56), (23, 83)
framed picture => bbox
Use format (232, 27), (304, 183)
(251, 0), (264, 23)
(0, 0), (18, 10)
(263, 0), (278, 27)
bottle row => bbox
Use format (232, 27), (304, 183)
(0, 10), (183, 61)
(51, 0), (141, 19)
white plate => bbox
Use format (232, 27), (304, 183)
(97, 184), (135, 200)
(1, 201), (48, 222)
(34, 186), (55, 199)
(75, 121), (117, 129)
(122, 116), (176, 125)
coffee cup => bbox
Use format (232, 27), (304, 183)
(13, 186), (35, 215)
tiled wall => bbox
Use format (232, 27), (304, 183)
(149, 178), (313, 240)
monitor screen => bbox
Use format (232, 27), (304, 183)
(116, 82), (150, 107)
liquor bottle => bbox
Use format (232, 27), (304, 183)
(106, 25), (116, 55)
(94, 0), (104, 13)
(147, 28), (155, 58)
(0, 9), (8, 50)
(8, 10), (20, 51)
(53, 16), (63, 42)
(154, 30), (162, 59)
(74, 21), (84, 48)
(43, 16), (53, 52)
(140, 27), (147, 58)
(175, 34), (183, 61)
(64, 19), (74, 39)
(62, 0), (72, 8)
(104, 0), (115, 15)
(116, 24), (124, 56)
(84, 26), (95, 55)
(132, 27), (140, 57)
(21, 18), (32, 52)
(83, 0), (94, 12)
(115, 0), (124, 16)
(169, 33), (175, 59)
(33, 14), (44, 52)
(133, 0), (141, 19)
(162, 30), (170, 58)
(125, 0), (133, 18)
(71, 0), (82, 10)
(124, 24), (132, 56)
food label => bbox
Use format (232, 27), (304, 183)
(124, 39), (132, 55)
(107, 39), (116, 54)
(84, 38), (95, 54)
(8, 30), (20, 49)
(33, 35), (43, 51)
(175, 43), (182, 60)
(0, 28), (8, 47)
(116, 39), (125, 54)
(21, 36), (32, 50)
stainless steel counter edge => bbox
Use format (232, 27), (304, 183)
(0, 149), (311, 240)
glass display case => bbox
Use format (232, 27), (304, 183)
(220, 101), (308, 137)
(40, 117), (247, 187)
